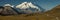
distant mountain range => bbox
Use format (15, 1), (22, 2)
(2, 2), (60, 16)
(0, 4), (60, 16)
(0, 3), (45, 15)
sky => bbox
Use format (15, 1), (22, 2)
(0, 0), (60, 10)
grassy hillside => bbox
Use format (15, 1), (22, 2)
(0, 12), (59, 20)
(0, 14), (57, 20)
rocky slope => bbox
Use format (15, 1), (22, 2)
(0, 6), (19, 16)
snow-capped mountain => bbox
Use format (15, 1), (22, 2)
(16, 2), (41, 12)
(3, 4), (14, 8)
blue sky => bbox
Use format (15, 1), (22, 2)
(0, 0), (60, 10)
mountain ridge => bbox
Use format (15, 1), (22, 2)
(16, 2), (45, 12)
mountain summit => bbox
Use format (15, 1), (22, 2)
(16, 2), (41, 12)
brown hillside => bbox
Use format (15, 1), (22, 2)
(45, 5), (60, 15)
(44, 5), (60, 20)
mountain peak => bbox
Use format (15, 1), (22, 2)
(4, 4), (11, 7)
(16, 2), (40, 11)
(3, 4), (14, 8)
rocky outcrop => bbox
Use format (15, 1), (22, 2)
(0, 6), (18, 16)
